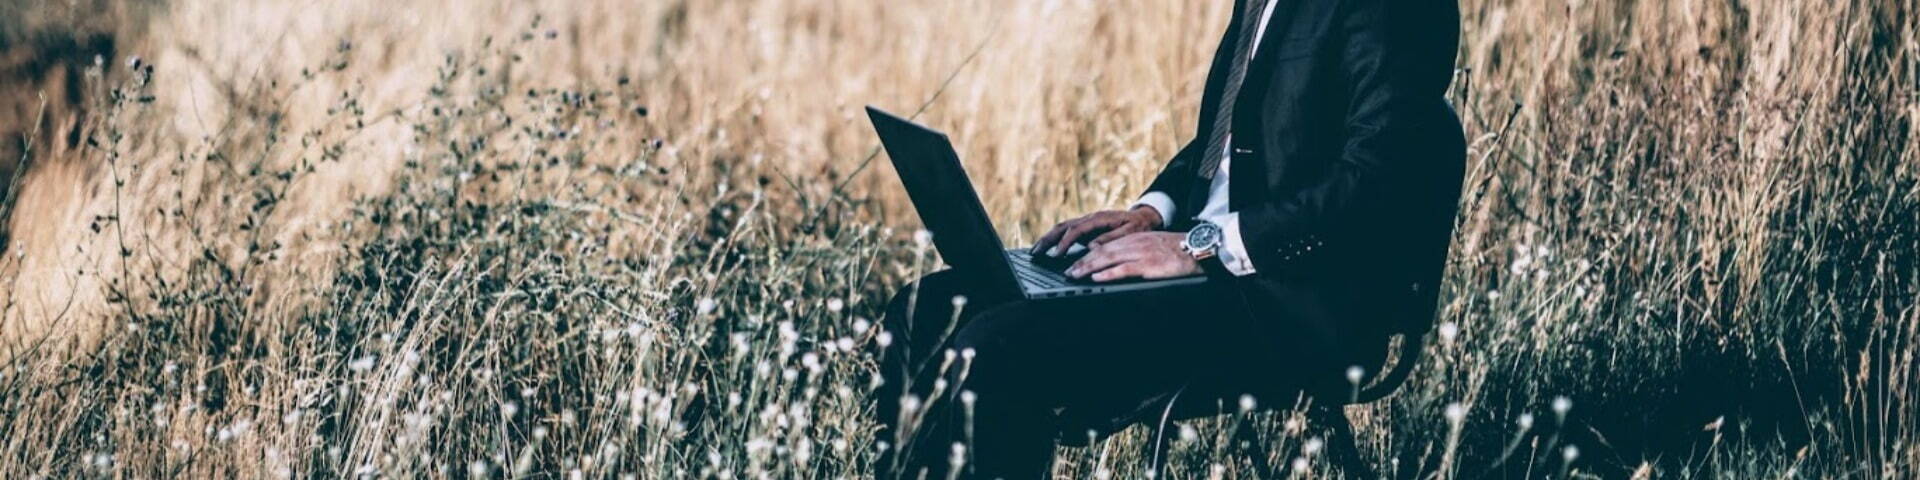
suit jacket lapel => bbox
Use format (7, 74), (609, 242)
(1246, 0), (1305, 93)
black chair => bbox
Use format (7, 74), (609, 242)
(1058, 333), (1426, 479)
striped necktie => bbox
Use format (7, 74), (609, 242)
(1196, 0), (1273, 181)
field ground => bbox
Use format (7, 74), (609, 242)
(1, 0), (1917, 477)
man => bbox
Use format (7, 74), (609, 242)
(874, 0), (1465, 477)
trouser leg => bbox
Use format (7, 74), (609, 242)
(875, 270), (991, 479)
(874, 270), (1293, 480)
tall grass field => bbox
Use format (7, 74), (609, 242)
(0, 0), (1915, 477)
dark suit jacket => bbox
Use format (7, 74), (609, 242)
(1149, 0), (1466, 386)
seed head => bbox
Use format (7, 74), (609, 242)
(1552, 396), (1573, 417)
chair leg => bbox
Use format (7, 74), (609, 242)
(1307, 405), (1376, 478)
(1229, 415), (1284, 479)
(1143, 387), (1188, 479)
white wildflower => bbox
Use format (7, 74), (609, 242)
(801, 353), (822, 373)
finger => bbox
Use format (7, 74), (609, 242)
(1054, 218), (1118, 255)
(1065, 249), (1105, 277)
(1089, 225), (1143, 248)
(1091, 261), (1141, 283)
(1067, 244), (1140, 278)
(1032, 220), (1075, 253)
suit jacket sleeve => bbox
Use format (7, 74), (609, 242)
(1237, 0), (1460, 273)
(1139, 139), (1203, 217)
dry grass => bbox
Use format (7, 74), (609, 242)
(0, 0), (1916, 477)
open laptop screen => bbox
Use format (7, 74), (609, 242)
(867, 107), (1022, 299)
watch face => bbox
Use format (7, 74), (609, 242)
(1187, 223), (1222, 250)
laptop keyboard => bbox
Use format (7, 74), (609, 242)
(1006, 250), (1075, 290)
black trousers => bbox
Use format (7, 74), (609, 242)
(873, 270), (1308, 480)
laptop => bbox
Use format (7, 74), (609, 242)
(867, 106), (1208, 300)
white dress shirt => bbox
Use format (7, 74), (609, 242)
(1133, 0), (1280, 276)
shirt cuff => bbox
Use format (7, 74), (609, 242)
(1131, 192), (1177, 228)
(1207, 212), (1258, 276)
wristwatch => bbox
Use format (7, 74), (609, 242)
(1182, 221), (1224, 261)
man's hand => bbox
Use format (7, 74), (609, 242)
(1066, 232), (1201, 282)
(1032, 206), (1164, 257)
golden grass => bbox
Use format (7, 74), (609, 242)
(0, 0), (1915, 477)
